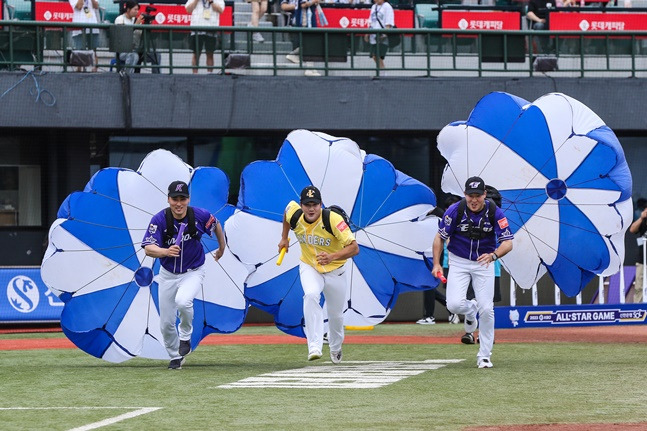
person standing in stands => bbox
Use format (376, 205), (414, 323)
(281, 0), (321, 76)
(247, 0), (269, 43)
(431, 177), (513, 369)
(69, 0), (100, 72)
(366, 0), (394, 71)
(278, 185), (359, 364)
(186, 0), (226, 73)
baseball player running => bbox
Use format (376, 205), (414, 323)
(278, 185), (359, 364)
(142, 180), (225, 369)
(431, 177), (513, 369)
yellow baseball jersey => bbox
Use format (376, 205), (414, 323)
(285, 200), (356, 273)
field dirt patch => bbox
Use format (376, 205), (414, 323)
(1, 325), (645, 351)
(466, 422), (647, 431)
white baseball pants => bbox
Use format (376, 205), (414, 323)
(157, 265), (206, 359)
(299, 261), (349, 354)
(446, 252), (495, 361)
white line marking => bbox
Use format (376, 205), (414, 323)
(67, 407), (162, 431)
(218, 359), (465, 389)
(0, 407), (162, 431)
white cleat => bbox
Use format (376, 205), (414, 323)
(308, 350), (322, 361)
(330, 350), (342, 364)
(477, 357), (493, 369)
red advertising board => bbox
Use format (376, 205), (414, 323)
(34, 1), (232, 26)
(139, 3), (233, 26)
(549, 12), (647, 31)
(35, 1), (74, 22)
(441, 10), (521, 30)
(320, 7), (414, 29)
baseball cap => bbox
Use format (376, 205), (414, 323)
(464, 176), (486, 195)
(300, 185), (322, 204)
(168, 180), (190, 198)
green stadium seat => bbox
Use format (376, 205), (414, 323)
(415, 4), (439, 28)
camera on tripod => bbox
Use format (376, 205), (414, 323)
(141, 6), (157, 24)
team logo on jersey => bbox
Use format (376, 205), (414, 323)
(337, 220), (348, 232)
(148, 223), (157, 234)
(144, 235), (157, 245)
(498, 217), (509, 229)
(206, 215), (215, 230)
(444, 215), (452, 226)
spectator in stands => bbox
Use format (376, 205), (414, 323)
(281, 0), (322, 76)
(114, 0), (144, 74)
(366, 0), (394, 71)
(248, 0), (269, 43)
(69, 0), (100, 72)
(186, 0), (226, 74)
(629, 198), (647, 303)
(526, 0), (555, 54)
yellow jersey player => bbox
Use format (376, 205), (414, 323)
(278, 185), (359, 364)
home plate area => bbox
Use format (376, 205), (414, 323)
(218, 360), (464, 389)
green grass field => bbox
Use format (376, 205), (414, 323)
(1, 324), (646, 431)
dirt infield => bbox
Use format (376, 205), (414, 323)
(467, 423), (647, 431)
(1, 325), (645, 351)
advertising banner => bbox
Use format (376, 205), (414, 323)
(35, 1), (233, 25)
(495, 303), (647, 329)
(550, 11), (647, 31)
(319, 7), (414, 29)
(0, 268), (63, 323)
(441, 10), (522, 30)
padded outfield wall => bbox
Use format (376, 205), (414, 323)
(1, 73), (647, 131)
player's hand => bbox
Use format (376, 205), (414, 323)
(213, 248), (224, 261)
(167, 245), (181, 257)
(316, 252), (331, 266)
(278, 239), (289, 254)
(431, 264), (443, 279)
(477, 252), (493, 267)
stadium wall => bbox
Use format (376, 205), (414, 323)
(1, 73), (647, 131)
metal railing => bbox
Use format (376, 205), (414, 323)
(1, 20), (647, 77)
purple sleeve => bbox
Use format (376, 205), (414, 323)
(438, 202), (460, 240)
(142, 211), (165, 248)
(493, 207), (514, 242)
(193, 207), (216, 237)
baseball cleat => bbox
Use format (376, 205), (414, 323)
(461, 333), (475, 344)
(330, 350), (342, 364)
(449, 313), (460, 324)
(477, 358), (493, 369)
(307, 350), (322, 361)
(179, 339), (191, 356)
(416, 317), (436, 325)
(168, 357), (185, 370)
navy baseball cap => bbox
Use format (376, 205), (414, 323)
(300, 185), (322, 204)
(464, 176), (486, 195)
(168, 180), (190, 198)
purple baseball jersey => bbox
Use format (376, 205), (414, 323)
(141, 207), (217, 273)
(438, 200), (514, 261)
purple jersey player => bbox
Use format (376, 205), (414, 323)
(142, 180), (225, 370)
(431, 176), (514, 369)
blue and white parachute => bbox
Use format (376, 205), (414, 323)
(225, 130), (439, 337)
(437, 92), (633, 296)
(41, 150), (248, 363)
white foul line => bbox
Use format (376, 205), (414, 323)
(67, 407), (162, 431)
(0, 407), (162, 431)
